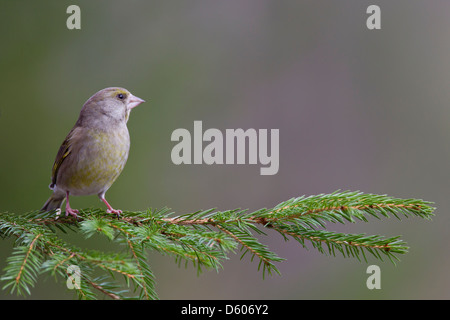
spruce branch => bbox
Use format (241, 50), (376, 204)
(0, 191), (434, 299)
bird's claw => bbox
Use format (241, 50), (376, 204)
(65, 208), (79, 218)
(107, 208), (122, 218)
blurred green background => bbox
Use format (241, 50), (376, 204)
(0, 0), (448, 299)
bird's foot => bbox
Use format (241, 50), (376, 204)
(65, 207), (79, 218)
(65, 192), (79, 218)
(101, 197), (122, 218)
(106, 208), (122, 218)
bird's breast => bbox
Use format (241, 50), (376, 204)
(59, 126), (131, 196)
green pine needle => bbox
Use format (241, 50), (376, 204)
(0, 190), (435, 299)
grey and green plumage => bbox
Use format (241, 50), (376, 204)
(41, 87), (145, 217)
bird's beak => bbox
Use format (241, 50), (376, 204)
(128, 94), (145, 109)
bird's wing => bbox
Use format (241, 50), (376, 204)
(50, 126), (80, 188)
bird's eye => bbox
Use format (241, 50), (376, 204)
(117, 93), (125, 100)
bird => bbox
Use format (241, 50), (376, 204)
(41, 87), (145, 218)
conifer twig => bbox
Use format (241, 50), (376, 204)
(0, 190), (434, 299)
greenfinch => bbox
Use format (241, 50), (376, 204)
(41, 87), (145, 217)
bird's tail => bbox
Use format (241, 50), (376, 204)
(41, 193), (65, 212)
